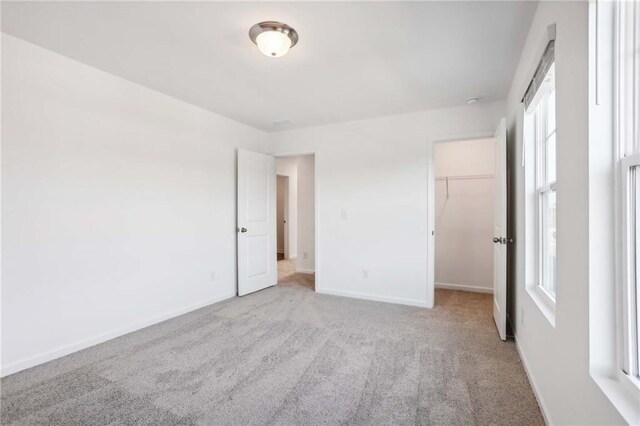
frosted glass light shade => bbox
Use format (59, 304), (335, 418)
(256, 30), (292, 57)
(249, 22), (298, 58)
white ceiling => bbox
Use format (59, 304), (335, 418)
(2, 1), (537, 132)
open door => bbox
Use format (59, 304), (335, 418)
(493, 118), (508, 340)
(237, 149), (277, 296)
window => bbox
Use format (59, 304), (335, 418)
(616, 0), (640, 387)
(589, 1), (639, 422)
(534, 66), (557, 299)
(522, 35), (557, 324)
(525, 63), (557, 302)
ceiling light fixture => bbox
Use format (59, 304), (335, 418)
(249, 21), (299, 58)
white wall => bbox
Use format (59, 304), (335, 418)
(271, 101), (505, 307)
(506, 2), (626, 424)
(1, 35), (269, 376)
(296, 155), (315, 273)
(434, 138), (495, 293)
(276, 157), (297, 259)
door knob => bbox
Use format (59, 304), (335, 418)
(493, 237), (501, 243)
(240, 227), (247, 233)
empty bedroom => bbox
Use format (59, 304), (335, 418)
(1, 1), (639, 425)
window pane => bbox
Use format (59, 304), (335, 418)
(546, 131), (556, 183)
(546, 86), (556, 136)
(545, 82), (557, 184)
(632, 166), (640, 377)
(541, 189), (557, 297)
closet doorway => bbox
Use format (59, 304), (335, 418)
(430, 135), (506, 334)
(428, 120), (508, 339)
(434, 138), (496, 294)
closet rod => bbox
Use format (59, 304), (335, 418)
(436, 174), (494, 199)
(435, 174), (494, 181)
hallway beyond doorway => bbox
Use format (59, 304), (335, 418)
(278, 258), (314, 291)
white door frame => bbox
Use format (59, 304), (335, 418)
(276, 174), (290, 259)
(426, 131), (495, 309)
(272, 150), (319, 291)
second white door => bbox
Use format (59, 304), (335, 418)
(492, 118), (508, 340)
(237, 149), (277, 296)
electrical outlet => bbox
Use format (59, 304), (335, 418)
(303, 252), (308, 260)
(341, 209), (348, 220)
(362, 269), (369, 279)
(210, 271), (216, 282)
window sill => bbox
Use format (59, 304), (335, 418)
(526, 284), (556, 327)
(591, 369), (640, 425)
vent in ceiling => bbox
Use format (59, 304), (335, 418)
(272, 119), (294, 128)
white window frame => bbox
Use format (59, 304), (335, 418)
(524, 65), (557, 325)
(614, 0), (640, 391)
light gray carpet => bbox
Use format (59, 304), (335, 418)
(1, 264), (543, 425)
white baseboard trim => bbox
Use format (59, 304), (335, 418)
(515, 336), (551, 425)
(296, 268), (315, 274)
(317, 287), (429, 308)
(435, 282), (493, 294)
(0, 292), (236, 377)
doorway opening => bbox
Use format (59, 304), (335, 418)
(277, 175), (289, 261)
(431, 136), (502, 330)
(275, 154), (315, 291)
(427, 120), (507, 339)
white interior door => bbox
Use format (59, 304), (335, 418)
(237, 149), (277, 296)
(493, 118), (508, 340)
